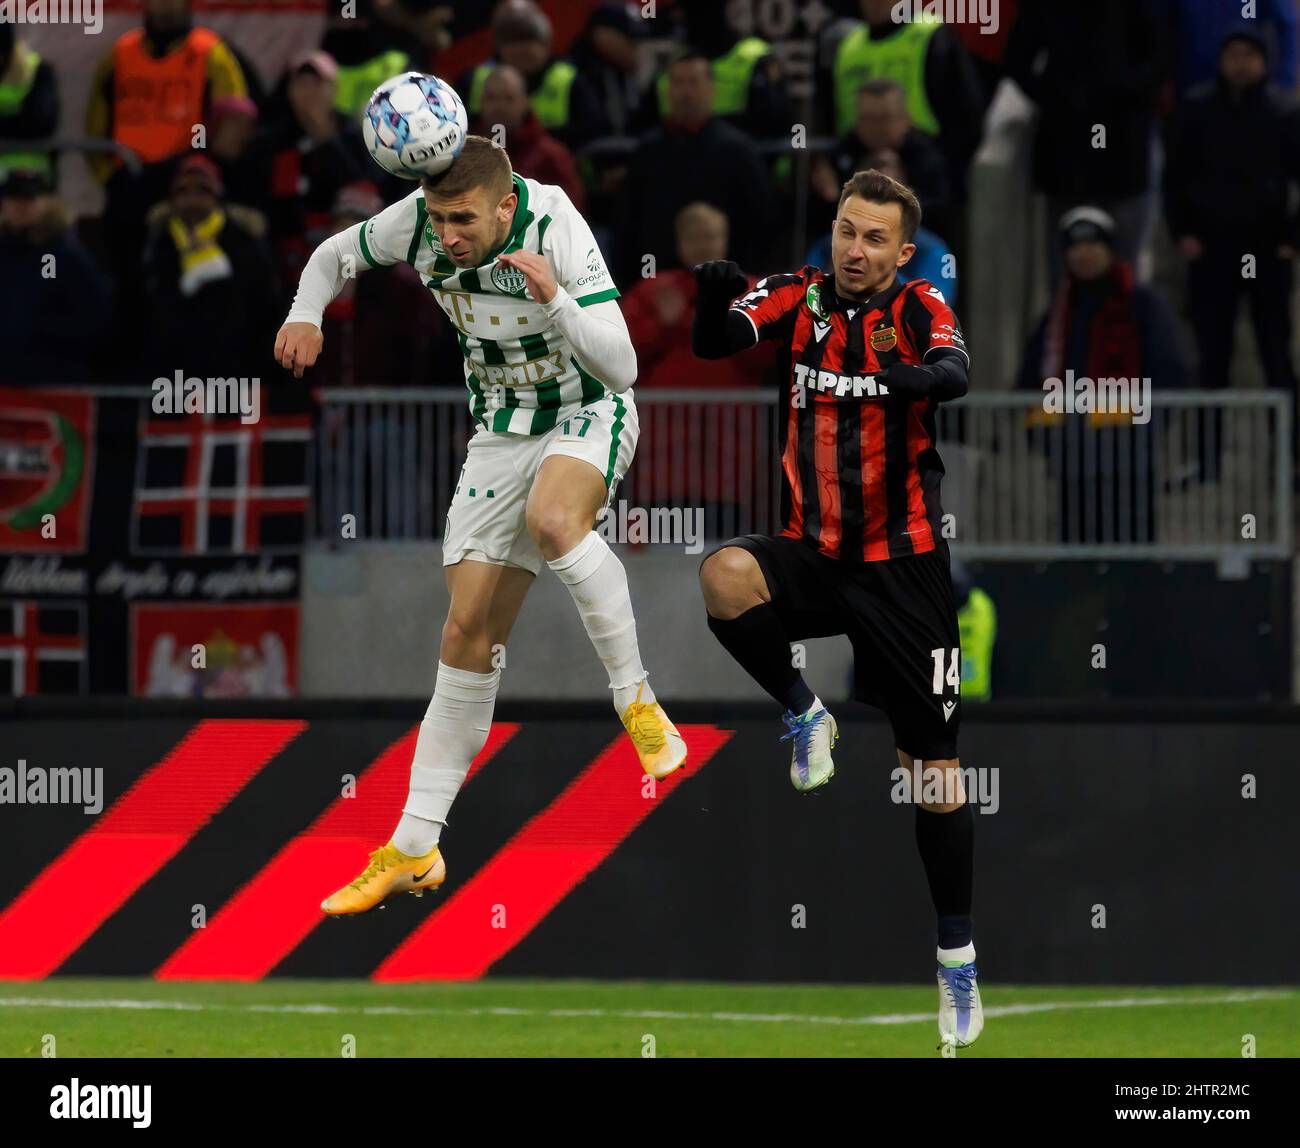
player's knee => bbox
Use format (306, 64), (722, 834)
(700, 546), (763, 617)
(525, 502), (585, 559)
(440, 610), (491, 663)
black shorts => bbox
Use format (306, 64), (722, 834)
(711, 534), (961, 760)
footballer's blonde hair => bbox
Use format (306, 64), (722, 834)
(421, 135), (514, 201)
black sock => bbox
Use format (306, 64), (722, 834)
(915, 801), (974, 950)
(706, 603), (815, 714)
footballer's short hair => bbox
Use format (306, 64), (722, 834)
(837, 168), (922, 242)
(421, 135), (514, 202)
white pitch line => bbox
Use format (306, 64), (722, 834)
(0, 990), (1292, 1027)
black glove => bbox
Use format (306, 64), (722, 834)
(693, 259), (748, 304)
(876, 361), (935, 401)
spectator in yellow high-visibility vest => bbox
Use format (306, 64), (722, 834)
(951, 559), (996, 703)
(459, 0), (610, 155)
(0, 21), (60, 185)
(85, 0), (248, 357)
(823, 0), (984, 189)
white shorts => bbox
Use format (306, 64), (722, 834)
(442, 391), (639, 575)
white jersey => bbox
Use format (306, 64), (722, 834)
(356, 174), (621, 435)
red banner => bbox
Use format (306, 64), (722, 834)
(131, 601), (299, 697)
(0, 388), (95, 554)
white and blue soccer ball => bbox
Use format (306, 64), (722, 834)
(362, 72), (468, 180)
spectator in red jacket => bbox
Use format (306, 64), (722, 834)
(624, 201), (776, 390)
(623, 202), (777, 511)
(475, 64), (585, 212)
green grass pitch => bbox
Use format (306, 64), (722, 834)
(1, 980), (1296, 1057)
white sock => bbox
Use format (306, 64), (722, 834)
(547, 531), (652, 710)
(937, 942), (976, 966)
(393, 812), (439, 858)
(393, 660), (500, 856)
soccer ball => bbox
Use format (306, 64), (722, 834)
(362, 72), (468, 180)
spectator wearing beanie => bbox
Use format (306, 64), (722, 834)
(1017, 207), (1189, 542)
(141, 155), (281, 383)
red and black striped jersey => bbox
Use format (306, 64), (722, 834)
(731, 265), (968, 563)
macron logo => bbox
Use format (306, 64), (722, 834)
(812, 319), (831, 343)
(50, 1079), (151, 1128)
(942, 701), (956, 723)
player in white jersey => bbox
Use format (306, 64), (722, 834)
(275, 136), (687, 915)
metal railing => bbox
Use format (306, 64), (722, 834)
(311, 388), (1294, 560)
(0, 137), (142, 175)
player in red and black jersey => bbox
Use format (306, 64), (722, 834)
(693, 169), (982, 1047)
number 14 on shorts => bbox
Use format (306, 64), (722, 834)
(931, 647), (960, 695)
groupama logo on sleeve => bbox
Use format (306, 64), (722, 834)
(576, 246), (609, 287)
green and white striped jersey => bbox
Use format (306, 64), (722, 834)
(356, 173), (623, 435)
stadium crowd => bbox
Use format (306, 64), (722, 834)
(1, 0), (1298, 420)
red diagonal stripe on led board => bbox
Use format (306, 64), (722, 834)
(374, 725), (733, 981)
(0, 720), (304, 980)
(156, 722), (520, 981)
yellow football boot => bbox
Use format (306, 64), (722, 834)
(620, 682), (688, 780)
(320, 841), (445, 916)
